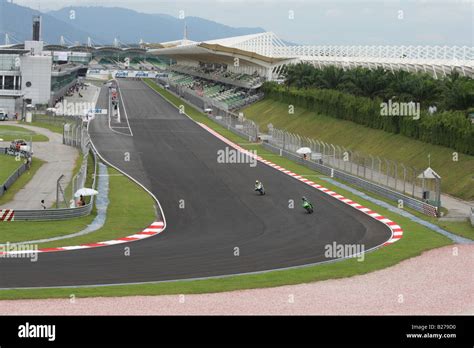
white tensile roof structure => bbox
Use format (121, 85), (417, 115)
(149, 32), (474, 80)
(156, 32), (287, 56)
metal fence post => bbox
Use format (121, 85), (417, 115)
(363, 155), (367, 179)
(384, 159), (390, 186)
(355, 152), (360, 176)
(394, 161), (398, 191)
(342, 147), (348, 172)
(401, 164), (406, 194)
(330, 144), (336, 167)
(336, 146), (342, 169)
(369, 155), (374, 181)
(348, 150), (353, 173)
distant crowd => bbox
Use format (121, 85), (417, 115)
(53, 82), (89, 107)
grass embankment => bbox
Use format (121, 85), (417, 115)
(22, 113), (77, 134)
(0, 158), (44, 206)
(0, 125), (48, 142)
(26, 121), (63, 134)
(0, 167), (156, 247)
(37, 167), (156, 249)
(241, 99), (474, 201)
(242, 98), (474, 239)
(0, 154), (23, 184)
(0, 80), (455, 300)
(435, 220), (474, 240)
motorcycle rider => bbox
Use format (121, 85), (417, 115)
(302, 196), (314, 212)
(255, 180), (265, 194)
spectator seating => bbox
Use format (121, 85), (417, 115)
(167, 71), (262, 110)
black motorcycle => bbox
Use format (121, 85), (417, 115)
(255, 184), (265, 195)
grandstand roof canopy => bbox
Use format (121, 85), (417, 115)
(148, 32), (293, 67)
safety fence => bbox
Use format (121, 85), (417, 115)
(9, 202), (94, 221)
(1, 118), (98, 221)
(58, 120), (94, 209)
(262, 141), (439, 217)
(10, 148), (97, 221)
(207, 110), (260, 142)
(0, 130), (34, 198)
(63, 119), (90, 155)
(0, 147), (30, 197)
(268, 127), (441, 210)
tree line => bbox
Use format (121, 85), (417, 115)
(263, 83), (474, 155)
(282, 64), (474, 112)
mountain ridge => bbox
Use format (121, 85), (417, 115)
(0, 2), (265, 45)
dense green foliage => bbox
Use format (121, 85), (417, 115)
(282, 64), (474, 111)
(265, 66), (474, 155)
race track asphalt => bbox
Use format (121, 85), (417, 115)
(0, 80), (391, 288)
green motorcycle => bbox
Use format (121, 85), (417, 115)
(302, 198), (314, 214)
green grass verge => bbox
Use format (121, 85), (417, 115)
(0, 156), (94, 244)
(0, 154), (23, 184)
(0, 213), (95, 245)
(0, 80), (453, 300)
(0, 229), (451, 299)
(0, 166), (156, 248)
(0, 125), (48, 142)
(26, 121), (63, 134)
(241, 98), (474, 201)
(0, 158), (44, 206)
(435, 220), (474, 240)
(35, 167), (156, 249)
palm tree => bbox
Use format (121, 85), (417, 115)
(410, 76), (441, 106)
(441, 72), (474, 110)
(345, 67), (390, 98)
(315, 65), (346, 90)
(387, 70), (416, 101)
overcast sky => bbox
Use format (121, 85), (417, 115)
(11, 0), (474, 45)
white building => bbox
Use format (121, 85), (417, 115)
(21, 41), (53, 106)
(0, 40), (84, 114)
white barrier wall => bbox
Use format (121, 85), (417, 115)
(86, 69), (161, 79)
(113, 70), (160, 78)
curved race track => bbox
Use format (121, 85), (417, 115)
(0, 80), (391, 288)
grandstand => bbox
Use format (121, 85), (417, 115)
(169, 64), (264, 89)
(76, 32), (473, 110)
(149, 32), (473, 81)
(162, 71), (262, 111)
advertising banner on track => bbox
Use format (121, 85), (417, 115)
(113, 70), (159, 79)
